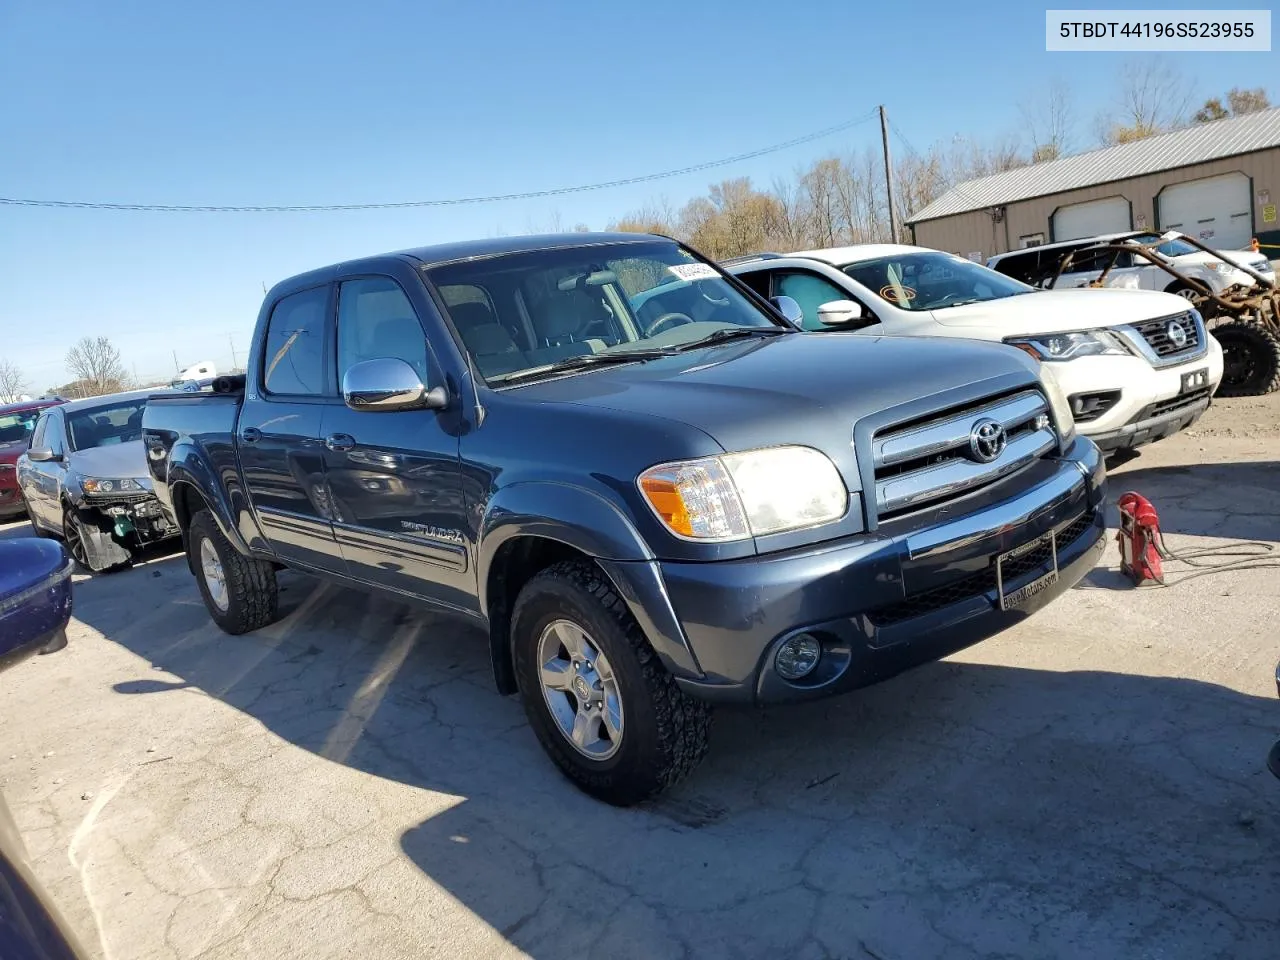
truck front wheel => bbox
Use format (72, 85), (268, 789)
(188, 510), (279, 634)
(511, 560), (711, 806)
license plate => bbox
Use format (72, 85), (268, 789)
(996, 531), (1059, 611)
(1180, 367), (1209, 393)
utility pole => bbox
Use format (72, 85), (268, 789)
(173, 350), (180, 375)
(229, 334), (239, 370)
(879, 105), (899, 244)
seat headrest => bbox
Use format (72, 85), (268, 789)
(534, 289), (605, 341)
(449, 301), (498, 333)
(365, 316), (425, 360)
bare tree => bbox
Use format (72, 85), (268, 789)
(1020, 78), (1075, 162)
(66, 337), (129, 397)
(0, 359), (28, 403)
(1227, 86), (1270, 115)
(1098, 58), (1194, 145)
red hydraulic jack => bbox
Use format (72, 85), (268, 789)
(1115, 491), (1276, 586)
(1116, 492), (1164, 584)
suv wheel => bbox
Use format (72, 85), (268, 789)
(511, 560), (711, 806)
(189, 510), (279, 634)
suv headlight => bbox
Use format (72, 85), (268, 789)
(1038, 365), (1076, 440)
(1005, 330), (1130, 361)
(82, 477), (146, 494)
(638, 446), (848, 541)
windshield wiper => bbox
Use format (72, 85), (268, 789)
(672, 326), (790, 352)
(489, 349), (679, 385)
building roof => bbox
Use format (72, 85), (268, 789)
(907, 107), (1280, 224)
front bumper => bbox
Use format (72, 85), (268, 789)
(1057, 337), (1224, 451)
(638, 436), (1106, 705)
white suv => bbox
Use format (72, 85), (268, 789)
(727, 244), (1224, 454)
(987, 231), (1276, 298)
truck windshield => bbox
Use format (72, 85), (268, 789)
(424, 240), (785, 383)
(66, 400), (147, 452)
(843, 251), (1035, 312)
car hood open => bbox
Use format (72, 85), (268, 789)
(930, 287), (1191, 335)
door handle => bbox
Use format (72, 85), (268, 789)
(325, 433), (356, 452)
(240, 427), (262, 444)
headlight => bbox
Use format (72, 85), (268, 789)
(638, 445), (848, 541)
(82, 477), (146, 494)
(1038, 365), (1076, 441)
(1206, 262), (1233, 275)
(1005, 330), (1131, 362)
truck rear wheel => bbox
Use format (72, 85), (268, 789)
(511, 560), (711, 806)
(1213, 322), (1280, 397)
(188, 510), (279, 634)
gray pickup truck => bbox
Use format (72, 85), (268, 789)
(141, 232), (1107, 805)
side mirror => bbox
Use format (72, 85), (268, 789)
(26, 447), (59, 463)
(816, 299), (866, 326)
(769, 295), (805, 327)
(342, 358), (448, 413)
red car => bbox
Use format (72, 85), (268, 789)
(0, 398), (66, 520)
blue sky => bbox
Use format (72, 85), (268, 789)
(1, 1), (1274, 387)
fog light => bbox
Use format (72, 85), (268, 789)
(774, 634), (822, 680)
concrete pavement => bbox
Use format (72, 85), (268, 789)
(1, 396), (1277, 960)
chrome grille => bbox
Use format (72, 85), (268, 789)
(1128, 311), (1202, 361)
(872, 390), (1057, 519)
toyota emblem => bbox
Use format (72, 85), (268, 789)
(1166, 319), (1188, 349)
(968, 418), (1007, 463)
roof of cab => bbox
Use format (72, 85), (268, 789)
(267, 232), (676, 299)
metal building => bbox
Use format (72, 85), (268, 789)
(906, 107), (1280, 262)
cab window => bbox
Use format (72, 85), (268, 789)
(336, 278), (430, 384)
(263, 287), (329, 396)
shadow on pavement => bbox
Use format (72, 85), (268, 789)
(61, 550), (1280, 959)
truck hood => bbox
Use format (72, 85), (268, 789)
(932, 287), (1189, 335)
(68, 440), (150, 482)
(510, 332), (1039, 465)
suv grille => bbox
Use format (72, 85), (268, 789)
(871, 390), (1057, 521)
(1129, 311), (1202, 361)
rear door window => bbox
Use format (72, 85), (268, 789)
(263, 287), (330, 396)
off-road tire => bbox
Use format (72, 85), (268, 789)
(188, 509), (279, 634)
(1212, 322), (1280, 397)
(511, 560), (711, 806)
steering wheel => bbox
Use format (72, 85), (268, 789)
(644, 311), (695, 337)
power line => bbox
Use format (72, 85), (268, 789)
(0, 112), (880, 214)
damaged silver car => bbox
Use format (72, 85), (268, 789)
(17, 390), (180, 572)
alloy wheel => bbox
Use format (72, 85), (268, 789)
(536, 618), (624, 760)
(199, 537), (230, 612)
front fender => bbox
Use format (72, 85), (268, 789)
(478, 482), (704, 683)
(478, 482), (654, 609)
(162, 443), (253, 558)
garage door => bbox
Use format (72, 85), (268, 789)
(1051, 196), (1131, 241)
(1158, 172), (1252, 250)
